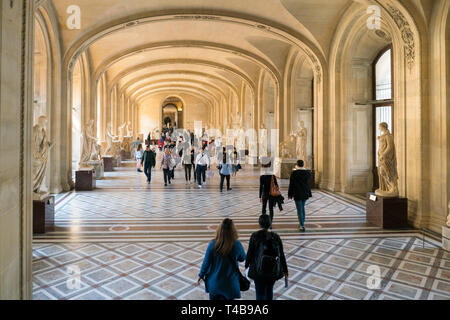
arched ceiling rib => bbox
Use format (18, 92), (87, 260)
(129, 79), (226, 102)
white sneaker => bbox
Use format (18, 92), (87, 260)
(199, 185), (202, 188)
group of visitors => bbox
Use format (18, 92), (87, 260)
(197, 158), (312, 301)
(197, 215), (288, 301)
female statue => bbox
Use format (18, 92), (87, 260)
(375, 122), (399, 197)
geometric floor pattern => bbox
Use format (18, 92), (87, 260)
(33, 237), (450, 300)
(33, 165), (450, 300)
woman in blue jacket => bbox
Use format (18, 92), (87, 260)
(198, 218), (246, 300)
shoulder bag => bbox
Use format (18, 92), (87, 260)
(270, 175), (281, 197)
(226, 254), (250, 292)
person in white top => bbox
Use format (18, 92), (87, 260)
(195, 147), (210, 188)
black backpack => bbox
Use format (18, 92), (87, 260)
(255, 233), (283, 281)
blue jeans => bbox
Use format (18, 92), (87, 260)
(144, 165), (152, 182)
(255, 280), (275, 300)
(295, 200), (306, 227)
(196, 165), (207, 185)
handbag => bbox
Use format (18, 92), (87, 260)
(270, 175), (281, 197)
(226, 255), (250, 292)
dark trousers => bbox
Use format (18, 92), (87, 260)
(196, 165), (207, 185)
(220, 174), (230, 191)
(255, 280), (275, 301)
(262, 196), (275, 224)
(184, 164), (192, 181)
(144, 165), (152, 182)
(163, 169), (171, 184)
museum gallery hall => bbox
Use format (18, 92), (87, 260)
(0, 0), (449, 301)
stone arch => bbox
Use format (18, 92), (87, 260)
(328, 1), (425, 227)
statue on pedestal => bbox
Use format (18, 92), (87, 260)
(259, 123), (268, 157)
(375, 122), (399, 197)
(294, 120), (308, 167)
(118, 122), (126, 141)
(33, 116), (53, 199)
(105, 122), (120, 156)
(79, 120), (98, 168)
(126, 121), (133, 137)
(280, 134), (296, 159)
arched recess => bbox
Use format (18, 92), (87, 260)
(33, 15), (50, 194)
(328, 1), (424, 227)
(427, 0), (450, 233)
(291, 53), (315, 169)
(34, 3), (63, 193)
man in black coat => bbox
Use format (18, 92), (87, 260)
(288, 160), (312, 232)
(141, 145), (156, 184)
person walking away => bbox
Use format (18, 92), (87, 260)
(135, 144), (143, 172)
(160, 147), (173, 186)
(259, 162), (279, 227)
(183, 144), (194, 185)
(245, 214), (288, 301)
(198, 218), (246, 301)
(195, 147), (210, 188)
(219, 154), (233, 192)
(141, 145), (156, 184)
(288, 160), (312, 232)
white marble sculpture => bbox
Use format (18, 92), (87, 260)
(105, 122), (120, 156)
(126, 121), (133, 137)
(259, 123), (268, 157)
(33, 116), (53, 199)
(295, 120), (308, 167)
(375, 122), (399, 197)
(79, 120), (98, 167)
(118, 122), (126, 141)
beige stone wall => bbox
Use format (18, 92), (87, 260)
(0, 0), (33, 299)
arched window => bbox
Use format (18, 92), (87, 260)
(372, 46), (393, 188)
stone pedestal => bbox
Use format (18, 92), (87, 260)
(366, 193), (408, 229)
(33, 196), (55, 234)
(75, 168), (96, 191)
(121, 150), (131, 161)
(103, 156), (114, 172)
(88, 160), (104, 180)
(276, 158), (296, 179)
(443, 226), (450, 251)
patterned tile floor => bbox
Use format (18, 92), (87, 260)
(33, 166), (450, 300)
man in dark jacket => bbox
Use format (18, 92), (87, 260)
(141, 145), (156, 184)
(288, 160), (312, 232)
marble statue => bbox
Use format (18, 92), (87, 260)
(33, 116), (53, 198)
(280, 134), (297, 159)
(118, 122), (126, 141)
(105, 122), (120, 156)
(295, 120), (308, 167)
(259, 123), (268, 157)
(79, 120), (98, 167)
(126, 121), (133, 137)
(375, 122), (399, 197)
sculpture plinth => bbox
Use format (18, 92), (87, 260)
(75, 168), (96, 191)
(103, 156), (114, 172)
(275, 158), (297, 179)
(88, 160), (104, 180)
(366, 193), (408, 229)
(33, 196), (55, 234)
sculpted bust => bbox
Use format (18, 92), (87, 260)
(375, 122), (399, 197)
